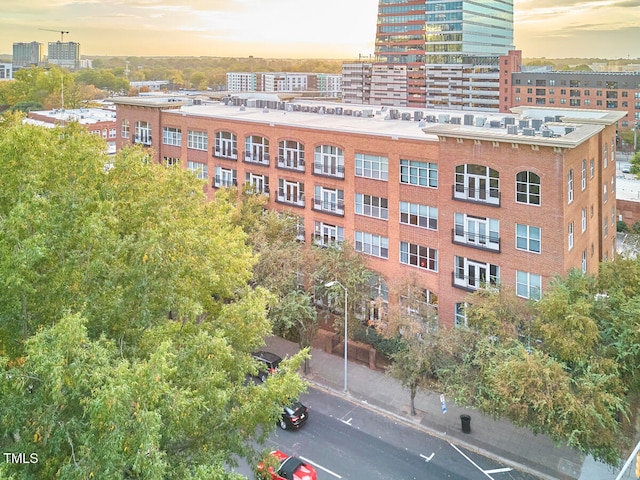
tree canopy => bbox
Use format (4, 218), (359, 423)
(0, 114), (307, 479)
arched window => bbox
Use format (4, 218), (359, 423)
(515, 171), (540, 205)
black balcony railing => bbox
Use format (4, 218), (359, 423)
(313, 196), (345, 214)
(313, 162), (345, 178)
(277, 155), (305, 170)
(451, 228), (501, 251)
(213, 146), (238, 160)
(452, 185), (500, 206)
(213, 176), (237, 188)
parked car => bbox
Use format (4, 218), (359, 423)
(280, 400), (309, 430)
(251, 351), (283, 382)
(257, 450), (316, 480)
(622, 164), (631, 173)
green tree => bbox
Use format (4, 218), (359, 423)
(0, 116), (308, 478)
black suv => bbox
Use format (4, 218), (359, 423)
(279, 400), (309, 430)
(251, 351), (282, 382)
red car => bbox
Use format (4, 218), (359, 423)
(257, 450), (317, 480)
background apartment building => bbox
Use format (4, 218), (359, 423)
(12, 42), (43, 70)
(47, 41), (81, 70)
(112, 95), (622, 329)
(227, 72), (341, 97)
(500, 50), (640, 130)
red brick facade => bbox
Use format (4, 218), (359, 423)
(113, 97), (623, 328)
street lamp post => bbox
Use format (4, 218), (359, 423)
(325, 280), (348, 392)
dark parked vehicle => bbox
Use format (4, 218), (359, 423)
(280, 400), (308, 430)
(252, 351), (283, 382)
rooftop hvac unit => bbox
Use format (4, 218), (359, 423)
(565, 126), (575, 134)
(426, 115), (437, 123)
(401, 112), (411, 121)
(507, 125), (518, 135)
(519, 119), (529, 128)
(286, 103), (294, 112)
(503, 117), (515, 126)
(335, 107), (343, 115)
(222, 97), (230, 105)
(555, 115), (563, 122)
(326, 107), (335, 114)
(247, 99), (257, 108)
(278, 101), (286, 110)
(438, 114), (450, 123)
(389, 109), (399, 119)
(363, 109), (374, 118)
(344, 109), (353, 116)
(544, 116), (555, 123)
(475, 116), (486, 127)
(523, 127), (535, 136)
(541, 129), (552, 137)
(302, 106), (310, 112)
(450, 117), (461, 125)
(414, 111), (424, 121)
(532, 119), (543, 130)
(463, 114), (474, 126)
(489, 120), (501, 128)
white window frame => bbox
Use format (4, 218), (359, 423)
(454, 213), (499, 251)
(400, 202), (437, 230)
(313, 221), (344, 246)
(354, 231), (389, 259)
(214, 166), (236, 188)
(245, 172), (269, 195)
(582, 208), (587, 232)
(187, 130), (208, 151)
(516, 271), (541, 300)
(355, 153), (388, 181)
(121, 119), (130, 139)
(245, 135), (270, 165)
(568, 221), (574, 250)
(400, 242), (438, 272)
(567, 169), (574, 204)
(134, 120), (151, 145)
(314, 145), (344, 178)
(278, 140), (305, 170)
(400, 159), (438, 188)
(454, 256), (500, 290)
(355, 194), (388, 220)
(454, 164), (500, 205)
(163, 126), (182, 146)
(277, 179), (305, 207)
(581, 159), (587, 190)
(515, 224), (541, 254)
(314, 186), (344, 215)
(187, 161), (208, 180)
(214, 131), (238, 160)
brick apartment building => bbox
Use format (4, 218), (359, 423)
(111, 95), (624, 328)
(500, 50), (640, 130)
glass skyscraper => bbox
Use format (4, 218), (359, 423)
(372, 0), (514, 109)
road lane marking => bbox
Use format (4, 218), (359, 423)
(449, 442), (495, 479)
(299, 455), (342, 479)
(420, 453), (435, 462)
(485, 467), (513, 474)
(340, 417), (352, 425)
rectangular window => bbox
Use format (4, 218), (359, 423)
(214, 166), (236, 188)
(313, 221), (344, 246)
(314, 145), (344, 177)
(187, 161), (208, 180)
(516, 271), (541, 300)
(454, 213), (499, 250)
(400, 242), (437, 272)
(314, 186), (344, 215)
(400, 202), (437, 230)
(516, 224), (541, 253)
(567, 169), (574, 204)
(581, 159), (587, 190)
(355, 153), (388, 181)
(355, 193), (388, 220)
(582, 250), (587, 273)
(187, 130), (208, 151)
(277, 179), (305, 207)
(454, 256), (499, 290)
(603, 183), (608, 203)
(355, 231), (389, 259)
(582, 208), (587, 232)
(163, 127), (182, 146)
(568, 222), (574, 250)
(590, 159), (595, 178)
(400, 160), (438, 188)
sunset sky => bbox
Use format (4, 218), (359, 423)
(2, 0), (640, 60)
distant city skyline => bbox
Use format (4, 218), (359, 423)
(2, 0), (639, 60)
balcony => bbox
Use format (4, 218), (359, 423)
(313, 196), (344, 216)
(313, 163), (345, 179)
(277, 155), (305, 172)
(213, 147), (238, 160)
(451, 228), (501, 252)
(244, 151), (270, 166)
(133, 134), (152, 146)
(213, 176), (237, 189)
(452, 185), (500, 206)
(276, 188), (305, 208)
(451, 272), (499, 292)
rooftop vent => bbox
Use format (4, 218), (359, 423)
(463, 114), (474, 126)
(401, 112), (412, 121)
(489, 120), (501, 128)
(519, 119), (530, 129)
(450, 117), (461, 125)
(507, 125), (518, 135)
(523, 127), (535, 136)
(504, 117), (515, 126)
(414, 111), (424, 121)
(541, 129), (552, 137)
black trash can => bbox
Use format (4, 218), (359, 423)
(460, 414), (471, 434)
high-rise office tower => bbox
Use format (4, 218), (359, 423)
(371, 0), (514, 109)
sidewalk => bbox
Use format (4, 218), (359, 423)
(264, 335), (623, 480)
